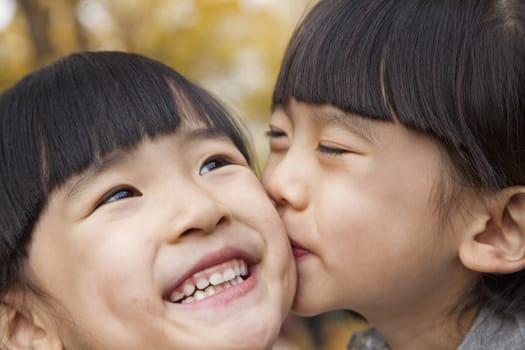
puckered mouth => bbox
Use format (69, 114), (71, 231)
(163, 248), (255, 305)
(289, 239), (307, 251)
(289, 239), (310, 258)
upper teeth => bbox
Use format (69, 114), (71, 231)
(169, 259), (248, 303)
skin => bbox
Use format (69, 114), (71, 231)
(262, 99), (480, 349)
(24, 126), (296, 350)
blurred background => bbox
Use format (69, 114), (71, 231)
(0, 0), (368, 348)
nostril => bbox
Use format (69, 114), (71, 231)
(216, 216), (227, 226)
(179, 216), (228, 238)
(180, 228), (197, 238)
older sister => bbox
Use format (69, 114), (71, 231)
(264, 0), (525, 349)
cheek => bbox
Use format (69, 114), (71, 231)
(316, 172), (439, 259)
(73, 232), (156, 301)
(29, 219), (156, 314)
(27, 232), (79, 298)
(228, 174), (292, 255)
(54, 240), (163, 343)
(316, 186), (382, 256)
(227, 173), (278, 223)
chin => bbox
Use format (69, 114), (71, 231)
(224, 327), (279, 350)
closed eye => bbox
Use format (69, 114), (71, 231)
(317, 144), (349, 156)
(199, 156), (235, 175)
(97, 186), (142, 208)
(264, 129), (287, 138)
(265, 128), (290, 153)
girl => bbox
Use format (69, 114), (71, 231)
(0, 51), (296, 349)
(263, 0), (525, 349)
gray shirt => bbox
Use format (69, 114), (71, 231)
(458, 308), (525, 350)
(347, 308), (525, 350)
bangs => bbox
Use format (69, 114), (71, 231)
(272, 0), (396, 120)
(36, 52), (249, 191)
(273, 0), (525, 187)
(273, 0), (474, 131)
(37, 52), (182, 190)
(273, 0), (520, 135)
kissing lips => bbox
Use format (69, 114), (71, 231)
(290, 240), (309, 259)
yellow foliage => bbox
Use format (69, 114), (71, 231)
(0, 0), (318, 166)
(0, 0), (312, 120)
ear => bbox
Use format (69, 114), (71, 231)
(459, 187), (525, 274)
(1, 302), (63, 350)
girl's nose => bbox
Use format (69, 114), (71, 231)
(263, 150), (311, 211)
(165, 184), (231, 242)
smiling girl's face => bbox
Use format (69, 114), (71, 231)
(25, 126), (296, 350)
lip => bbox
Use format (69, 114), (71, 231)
(290, 239), (310, 259)
(163, 247), (257, 301)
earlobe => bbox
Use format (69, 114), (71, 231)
(9, 312), (46, 349)
(1, 303), (62, 350)
(459, 188), (525, 274)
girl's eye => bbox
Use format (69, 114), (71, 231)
(265, 127), (290, 153)
(264, 129), (287, 138)
(98, 186), (141, 207)
(317, 144), (349, 156)
(199, 156), (233, 175)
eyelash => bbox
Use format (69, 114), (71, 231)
(199, 155), (235, 175)
(92, 154), (237, 210)
(264, 129), (287, 138)
(97, 186), (141, 208)
(317, 144), (348, 157)
(266, 129), (349, 157)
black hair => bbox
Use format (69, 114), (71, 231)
(273, 0), (525, 317)
(0, 51), (252, 307)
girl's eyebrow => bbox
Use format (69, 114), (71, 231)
(311, 109), (377, 145)
(64, 152), (130, 201)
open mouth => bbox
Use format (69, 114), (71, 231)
(167, 259), (250, 304)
